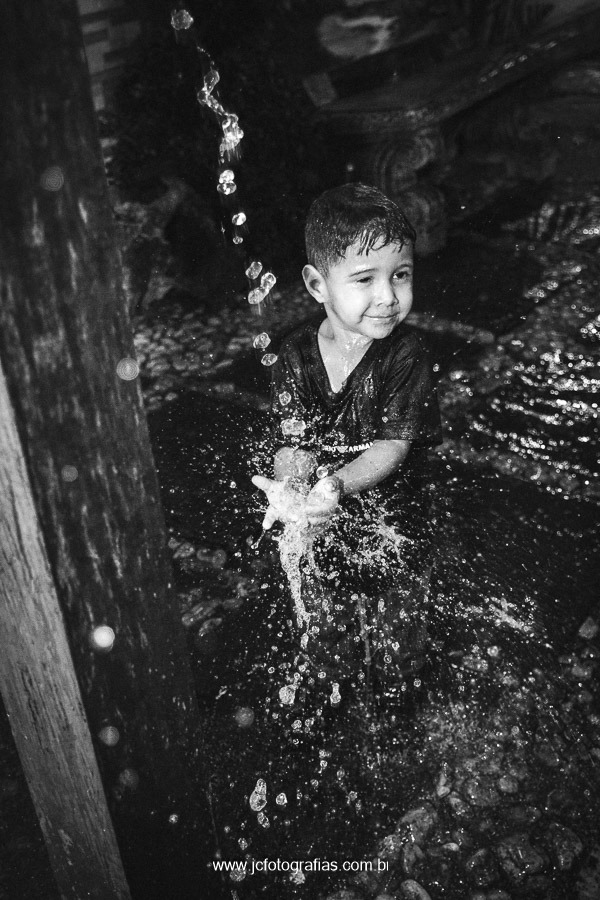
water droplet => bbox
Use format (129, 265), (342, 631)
(276, 793), (287, 806)
(204, 69), (219, 94)
(40, 166), (64, 191)
(98, 726), (120, 746)
(219, 169), (235, 184)
(316, 466), (329, 479)
(261, 271), (277, 292)
(222, 114), (244, 145)
(278, 391), (291, 406)
(281, 418), (305, 436)
(168, 813), (180, 824)
(232, 235), (243, 244)
(235, 707), (255, 728)
(246, 261), (263, 280)
(330, 683), (341, 705)
(257, 812), (270, 828)
(116, 357), (139, 381)
(238, 838), (248, 850)
(230, 869), (246, 882)
(253, 332), (271, 350)
(279, 685), (296, 705)
(61, 464), (78, 482)
(232, 212), (247, 226)
(199, 92), (225, 115)
(249, 778), (267, 812)
(292, 719), (302, 731)
(217, 182), (236, 196)
(261, 353), (278, 367)
(171, 9), (194, 29)
(90, 625), (115, 652)
(248, 287), (266, 305)
(118, 768), (139, 790)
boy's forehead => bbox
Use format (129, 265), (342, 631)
(336, 239), (413, 268)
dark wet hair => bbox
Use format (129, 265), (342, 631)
(305, 183), (416, 274)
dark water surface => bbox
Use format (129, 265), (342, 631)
(1, 189), (599, 900)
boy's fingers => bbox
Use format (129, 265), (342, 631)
(252, 474), (274, 495)
(262, 507), (279, 530)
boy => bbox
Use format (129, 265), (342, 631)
(252, 183), (441, 698)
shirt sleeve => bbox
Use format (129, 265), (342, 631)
(375, 340), (442, 445)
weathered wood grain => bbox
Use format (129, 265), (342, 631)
(0, 2), (214, 896)
(0, 360), (132, 899)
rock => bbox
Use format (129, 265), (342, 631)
(400, 842), (425, 878)
(486, 891), (511, 900)
(505, 759), (529, 781)
(435, 763), (452, 797)
(451, 827), (474, 848)
(572, 662), (594, 680)
(396, 805), (438, 845)
(547, 823), (583, 870)
(465, 849), (499, 887)
(578, 616), (599, 639)
(398, 880), (432, 900)
(447, 792), (470, 819)
(422, 847), (455, 892)
(378, 833), (405, 863)
(324, 892), (365, 900)
(505, 805), (541, 827)
(576, 844), (600, 899)
(534, 743), (562, 768)
(497, 775), (519, 794)
(495, 833), (548, 884)
(463, 777), (500, 808)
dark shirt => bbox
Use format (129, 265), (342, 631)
(270, 318), (442, 467)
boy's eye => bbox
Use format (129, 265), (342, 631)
(356, 276), (373, 284)
(393, 270), (411, 281)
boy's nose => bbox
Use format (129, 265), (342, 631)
(375, 282), (396, 307)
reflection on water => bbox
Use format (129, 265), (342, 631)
(151, 190), (600, 900)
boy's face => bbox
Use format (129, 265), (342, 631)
(303, 239), (413, 342)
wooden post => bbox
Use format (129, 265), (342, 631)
(0, 2), (218, 897)
(0, 360), (132, 900)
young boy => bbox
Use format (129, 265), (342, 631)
(252, 183), (441, 698)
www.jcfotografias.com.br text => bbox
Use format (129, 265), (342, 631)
(213, 858), (389, 875)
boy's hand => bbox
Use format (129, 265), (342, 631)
(251, 475), (308, 529)
(305, 476), (343, 528)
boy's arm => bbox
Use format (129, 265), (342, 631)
(333, 438), (411, 496)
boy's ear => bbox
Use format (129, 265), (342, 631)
(302, 264), (329, 304)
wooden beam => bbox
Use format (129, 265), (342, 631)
(0, 2), (219, 896)
(0, 358), (131, 900)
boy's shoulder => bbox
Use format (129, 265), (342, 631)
(384, 324), (429, 360)
(276, 317), (321, 357)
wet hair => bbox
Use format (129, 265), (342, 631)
(305, 183), (416, 274)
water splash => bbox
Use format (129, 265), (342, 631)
(249, 778), (267, 812)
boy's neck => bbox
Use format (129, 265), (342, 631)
(320, 315), (373, 355)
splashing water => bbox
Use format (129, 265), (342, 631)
(276, 521), (312, 632)
(249, 778), (267, 812)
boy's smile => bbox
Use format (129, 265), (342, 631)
(303, 239), (413, 346)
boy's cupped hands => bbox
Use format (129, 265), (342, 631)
(251, 474), (342, 531)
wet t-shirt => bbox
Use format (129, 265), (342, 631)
(270, 318), (442, 595)
(271, 318), (441, 465)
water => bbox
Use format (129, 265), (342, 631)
(137, 214), (600, 900)
(142, 185), (600, 900)
(1, 187), (583, 895)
